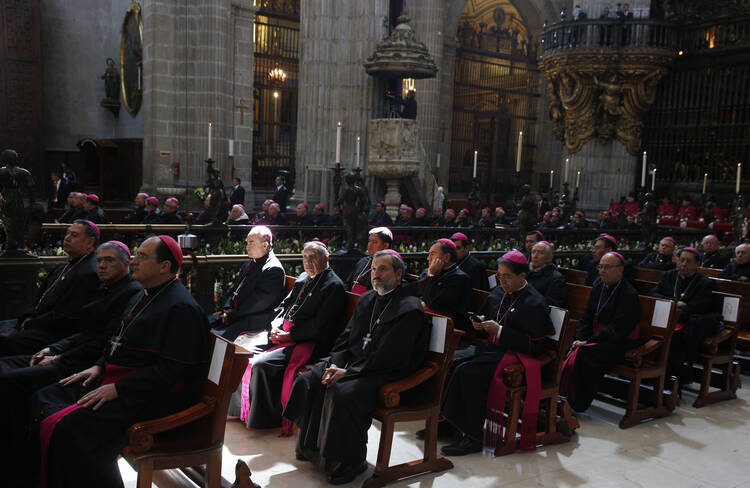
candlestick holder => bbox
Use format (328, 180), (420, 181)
(330, 162), (345, 204)
(468, 177), (482, 223)
(731, 193), (746, 244)
(204, 158), (229, 231)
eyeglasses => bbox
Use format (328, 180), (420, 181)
(597, 264), (623, 271)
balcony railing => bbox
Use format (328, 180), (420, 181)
(540, 19), (680, 55)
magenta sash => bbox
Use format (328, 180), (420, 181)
(351, 283), (369, 295)
(39, 364), (138, 488)
(485, 351), (542, 451)
(239, 318), (315, 437)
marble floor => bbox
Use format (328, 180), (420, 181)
(120, 384), (750, 488)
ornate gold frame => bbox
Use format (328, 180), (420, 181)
(120, 0), (143, 116)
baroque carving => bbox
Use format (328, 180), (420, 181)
(364, 14), (438, 80)
(540, 51), (673, 155)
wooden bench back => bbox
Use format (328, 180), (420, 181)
(633, 279), (656, 296)
(633, 266), (665, 283)
(285, 275), (296, 294)
(486, 269), (498, 289)
(710, 278), (750, 332)
(548, 307), (575, 384)
(699, 267), (721, 278)
(472, 288), (491, 314)
(714, 291), (742, 330)
(564, 283), (591, 320)
(559, 267), (588, 285)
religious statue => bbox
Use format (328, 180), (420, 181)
(204, 159), (229, 226)
(101, 58), (121, 101)
(0, 149), (42, 256)
(517, 184), (537, 240)
(731, 193), (746, 244)
(639, 191), (659, 243)
(559, 183), (574, 227)
(337, 172), (369, 253)
(468, 178), (482, 223)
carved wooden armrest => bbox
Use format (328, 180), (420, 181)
(624, 338), (662, 368)
(378, 361), (439, 408)
(701, 328), (735, 354)
(501, 351), (557, 388)
(125, 395), (216, 454)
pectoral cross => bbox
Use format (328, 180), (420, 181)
(109, 337), (122, 357)
(362, 332), (372, 349)
(236, 98), (250, 125)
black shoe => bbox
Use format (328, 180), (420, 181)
(416, 420), (455, 440)
(440, 436), (483, 456)
(329, 461), (368, 485)
(295, 450), (308, 461)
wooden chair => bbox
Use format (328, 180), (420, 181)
(708, 278), (750, 351)
(558, 267), (588, 285)
(122, 332), (254, 488)
(493, 306), (580, 456)
(689, 291), (743, 407)
(363, 315), (460, 488)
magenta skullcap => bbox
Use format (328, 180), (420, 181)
(106, 240), (131, 258)
(446, 208), (456, 214)
(369, 227), (393, 240)
(85, 193), (100, 204)
(300, 202), (309, 208)
(307, 240), (327, 250)
(417, 207), (426, 213)
(82, 220), (100, 238)
(597, 233), (617, 247)
(495, 206), (505, 212)
(682, 246), (701, 258)
(166, 197), (179, 206)
(662, 236), (676, 243)
(147, 196), (159, 206)
(158, 235), (183, 266)
(450, 232), (469, 242)
(539, 240), (554, 249)
(251, 225), (273, 245)
(137, 192), (149, 199)
(315, 203), (325, 210)
(437, 238), (457, 250)
(608, 251), (625, 264)
(379, 249), (403, 262)
(502, 250), (528, 265)
(378, 201), (386, 207)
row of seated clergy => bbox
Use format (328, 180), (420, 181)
(1, 235), (210, 488)
(0, 240), (142, 478)
(646, 247), (720, 388)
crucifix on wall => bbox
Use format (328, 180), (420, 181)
(236, 98), (250, 124)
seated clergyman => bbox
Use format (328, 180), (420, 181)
(283, 250), (429, 485)
(439, 250), (554, 456)
(451, 232), (490, 291)
(527, 240), (566, 307)
(648, 247), (717, 387)
(208, 226), (286, 340)
(560, 252), (642, 412)
(233, 241), (346, 434)
(345, 226), (393, 294)
(639, 237), (677, 271)
(718, 243), (750, 281)
(25, 235), (209, 488)
(699, 234), (729, 270)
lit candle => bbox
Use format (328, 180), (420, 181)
(335, 122), (342, 164)
(516, 131), (523, 172)
(436, 152), (441, 169)
(641, 151), (647, 187)
(737, 163), (742, 194)
(564, 158), (569, 183)
(207, 123), (212, 160)
(550, 170), (554, 190)
(576, 169), (581, 188)
(473, 150), (478, 178)
(355, 136), (360, 167)
(702, 172), (707, 194)
(651, 168), (657, 192)
(137, 66), (142, 91)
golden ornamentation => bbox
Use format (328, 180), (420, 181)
(540, 51), (674, 155)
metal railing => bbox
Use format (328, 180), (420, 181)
(540, 19), (680, 54)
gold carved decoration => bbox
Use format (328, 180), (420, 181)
(540, 51), (674, 155)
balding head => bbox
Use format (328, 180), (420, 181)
(702, 234), (720, 254)
(736, 243), (750, 265)
(531, 242), (553, 269)
(599, 252), (625, 285)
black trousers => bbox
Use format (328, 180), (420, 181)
(0, 320), (73, 357)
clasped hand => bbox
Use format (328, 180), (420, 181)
(473, 318), (500, 337)
(321, 365), (346, 387)
(270, 327), (291, 344)
(59, 365), (117, 410)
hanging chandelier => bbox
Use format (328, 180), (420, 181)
(268, 64), (287, 83)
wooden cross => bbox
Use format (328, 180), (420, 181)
(439, 121), (448, 142)
(236, 98), (250, 124)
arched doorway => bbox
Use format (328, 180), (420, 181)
(449, 0), (542, 201)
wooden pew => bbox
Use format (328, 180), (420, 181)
(699, 266), (721, 278)
(709, 278), (750, 351)
(559, 267), (588, 285)
(561, 283), (679, 428)
(633, 266), (666, 283)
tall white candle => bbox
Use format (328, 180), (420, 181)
(335, 122), (342, 164)
(737, 163), (742, 194)
(564, 158), (569, 183)
(651, 168), (657, 191)
(576, 169), (581, 188)
(473, 150), (478, 178)
(355, 136), (360, 167)
(550, 170), (554, 190)
(516, 131), (523, 172)
(641, 151), (647, 187)
(436, 152), (441, 169)
(702, 173), (707, 194)
(207, 123), (212, 159)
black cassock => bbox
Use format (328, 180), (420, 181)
(237, 268), (346, 428)
(57, 207), (87, 224)
(406, 264), (472, 331)
(155, 211), (182, 224)
(638, 252), (676, 271)
(649, 270), (717, 382)
(283, 286), (429, 465)
(28, 279), (209, 488)
(457, 253), (490, 291)
(345, 255), (373, 293)
(209, 251), (286, 340)
(701, 251), (730, 270)
(123, 205), (147, 224)
(562, 279), (642, 412)
(719, 261), (750, 281)
(0, 252), (99, 356)
(442, 284), (553, 440)
(0, 275), (142, 476)
(527, 263), (566, 307)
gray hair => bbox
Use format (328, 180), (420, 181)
(248, 225), (273, 245)
(303, 241), (329, 259)
(97, 242), (130, 263)
(373, 250), (405, 274)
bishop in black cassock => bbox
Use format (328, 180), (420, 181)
(345, 227), (393, 294)
(561, 252), (642, 412)
(638, 237), (677, 271)
(527, 241), (566, 307)
(26, 236), (209, 488)
(451, 232), (490, 291)
(0, 220), (100, 356)
(284, 250), (429, 484)
(719, 243), (750, 281)
(123, 193), (149, 224)
(649, 247), (717, 384)
(699, 234), (730, 269)
(440, 250), (554, 456)
(208, 227), (286, 340)
(235, 242), (346, 430)
(583, 234), (618, 286)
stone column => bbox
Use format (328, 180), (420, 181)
(295, 0), (386, 207)
(142, 0), (254, 202)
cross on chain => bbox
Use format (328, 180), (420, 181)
(362, 332), (372, 349)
